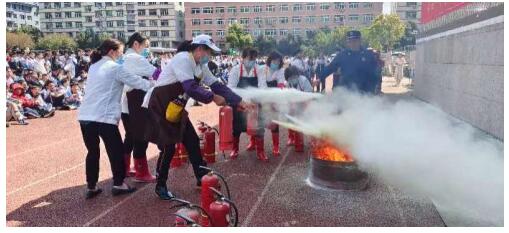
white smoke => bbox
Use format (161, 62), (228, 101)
(237, 87), (504, 226)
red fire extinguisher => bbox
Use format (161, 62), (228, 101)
(246, 104), (259, 136)
(219, 106), (233, 151)
(170, 146), (182, 168)
(199, 166), (231, 215)
(176, 143), (188, 163)
(203, 126), (218, 163)
(170, 198), (213, 227)
(208, 187), (239, 227)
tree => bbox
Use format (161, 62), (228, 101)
(75, 28), (95, 49)
(36, 33), (77, 50)
(226, 23), (253, 51)
(396, 21), (418, 50)
(11, 25), (43, 43)
(367, 14), (405, 52)
(253, 35), (276, 56)
(275, 34), (303, 56)
(6, 32), (35, 49)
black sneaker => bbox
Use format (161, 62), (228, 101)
(17, 119), (29, 125)
(112, 184), (137, 196)
(85, 188), (103, 199)
(155, 185), (176, 200)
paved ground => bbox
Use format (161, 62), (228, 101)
(6, 76), (444, 227)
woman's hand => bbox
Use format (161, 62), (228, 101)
(213, 94), (226, 106)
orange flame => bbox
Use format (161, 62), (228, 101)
(311, 138), (354, 162)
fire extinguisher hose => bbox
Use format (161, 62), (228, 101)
(223, 197), (239, 227)
(169, 198), (215, 227)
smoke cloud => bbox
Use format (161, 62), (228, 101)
(236, 87), (504, 226)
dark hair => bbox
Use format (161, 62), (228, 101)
(284, 65), (300, 81)
(176, 40), (210, 53)
(241, 47), (258, 59)
(44, 80), (54, 88)
(91, 38), (123, 64)
(266, 51), (283, 69)
(126, 32), (149, 48)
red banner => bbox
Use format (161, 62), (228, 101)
(421, 2), (470, 24)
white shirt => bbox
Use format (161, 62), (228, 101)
(121, 48), (157, 114)
(227, 64), (267, 89)
(78, 56), (152, 125)
(287, 75), (313, 92)
(259, 65), (285, 84)
(142, 51), (219, 108)
(291, 57), (308, 73)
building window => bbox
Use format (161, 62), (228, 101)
(293, 28), (301, 35)
(322, 15), (330, 24)
(253, 6), (262, 13)
(161, 31), (170, 37)
(335, 2), (345, 9)
(117, 20), (124, 27)
(320, 3), (330, 10)
(107, 21), (114, 27)
(266, 5), (276, 12)
(253, 29), (262, 37)
(20, 15), (25, 20)
(7, 12), (11, 18)
(106, 10), (112, 17)
(266, 17), (277, 25)
(28, 16), (32, 20)
(45, 13), (52, 19)
(192, 19), (201, 25)
(55, 12), (62, 18)
(138, 2), (145, 6)
(74, 2), (81, 8)
(150, 20), (158, 27)
(203, 7), (213, 14)
(306, 3), (316, 11)
(280, 4), (289, 12)
(54, 3), (61, 8)
(215, 7), (224, 13)
(204, 19), (213, 25)
(349, 2), (359, 9)
(364, 14), (374, 23)
(64, 2), (71, 8)
(116, 2), (122, 6)
(349, 14), (359, 21)
(254, 17), (262, 25)
(13, 14), (17, 19)
(105, 2), (113, 7)
(191, 8), (201, 14)
(228, 18), (237, 25)
(334, 15), (345, 23)
(150, 41), (158, 47)
(363, 3), (373, 8)
(204, 30), (213, 36)
(85, 16), (92, 23)
(138, 10), (145, 16)
(216, 18), (224, 25)
(192, 30), (201, 37)
(293, 4), (302, 11)
(85, 6), (92, 12)
(56, 22), (63, 28)
(150, 31), (158, 37)
(305, 16), (316, 24)
(292, 16), (301, 24)
(240, 6), (250, 13)
(227, 6), (236, 13)
(66, 22), (73, 28)
(149, 9), (157, 16)
(265, 29), (277, 37)
(94, 3), (102, 8)
(44, 3), (51, 9)
(280, 29), (288, 36)
(216, 30), (225, 37)
(75, 12), (82, 18)
(240, 18), (249, 25)
(406, 11), (417, 19)
(279, 17), (288, 24)
(76, 22), (82, 28)
(118, 31), (125, 39)
(139, 20), (146, 27)
(46, 23), (52, 29)
(161, 9), (168, 16)
(116, 10), (123, 17)
(161, 20), (169, 26)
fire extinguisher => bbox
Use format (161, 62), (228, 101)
(170, 146), (182, 168)
(246, 104), (259, 136)
(203, 126), (219, 163)
(199, 166), (231, 215)
(198, 121), (208, 154)
(208, 187), (239, 227)
(219, 106), (233, 152)
(176, 143), (188, 163)
(170, 198), (213, 227)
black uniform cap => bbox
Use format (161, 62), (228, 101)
(346, 30), (361, 40)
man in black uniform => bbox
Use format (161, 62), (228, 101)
(318, 30), (381, 94)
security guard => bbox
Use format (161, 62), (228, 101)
(318, 30), (380, 94)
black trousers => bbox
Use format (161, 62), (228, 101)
(156, 120), (207, 187)
(80, 121), (125, 188)
(121, 113), (149, 158)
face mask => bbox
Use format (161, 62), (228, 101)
(200, 55), (209, 65)
(116, 55), (125, 65)
(270, 63), (279, 70)
(141, 48), (150, 58)
(244, 60), (255, 69)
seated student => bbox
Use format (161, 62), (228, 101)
(42, 80), (66, 109)
(64, 82), (83, 110)
(283, 65), (313, 92)
(10, 83), (53, 118)
(6, 91), (29, 125)
(27, 85), (55, 116)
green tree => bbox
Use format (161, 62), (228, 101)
(6, 32), (35, 49)
(275, 34), (303, 56)
(253, 35), (275, 55)
(396, 21), (418, 50)
(367, 14), (405, 52)
(36, 33), (77, 50)
(75, 28), (95, 49)
(226, 23), (253, 51)
(11, 25), (43, 43)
